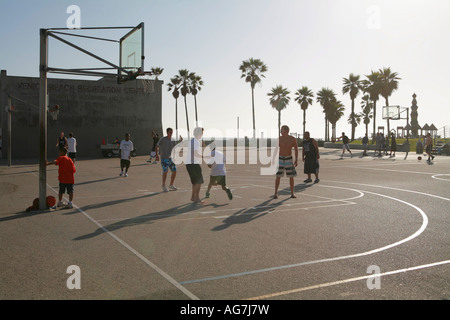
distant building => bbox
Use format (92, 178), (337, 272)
(1, 70), (162, 159)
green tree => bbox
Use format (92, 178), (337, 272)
(360, 94), (373, 137)
(294, 86), (314, 137)
(379, 67), (401, 134)
(327, 100), (345, 142)
(178, 69), (194, 137)
(167, 76), (181, 138)
(316, 88), (337, 141)
(267, 85), (291, 134)
(342, 73), (363, 141)
(190, 73), (204, 127)
(239, 58), (268, 138)
(362, 71), (382, 143)
(150, 67), (164, 80)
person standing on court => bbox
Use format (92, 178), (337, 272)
(362, 133), (369, 156)
(186, 127), (205, 204)
(155, 127), (183, 192)
(67, 132), (77, 163)
(424, 132), (435, 162)
(389, 132), (397, 157)
(274, 125), (298, 199)
(337, 132), (352, 158)
(302, 131), (320, 184)
(147, 131), (160, 164)
(56, 131), (68, 151)
(119, 133), (134, 177)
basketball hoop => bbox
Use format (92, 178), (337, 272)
(136, 73), (155, 94)
(49, 105), (59, 120)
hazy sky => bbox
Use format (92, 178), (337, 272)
(1, 0), (449, 139)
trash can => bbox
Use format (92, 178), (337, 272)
(416, 141), (423, 154)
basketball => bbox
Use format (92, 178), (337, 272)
(46, 196), (56, 208)
(418, 156), (422, 160)
(32, 197), (39, 209)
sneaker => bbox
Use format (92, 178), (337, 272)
(57, 201), (65, 207)
(152, 161), (157, 164)
(124, 173), (128, 177)
(119, 171), (123, 176)
(314, 178), (320, 183)
(169, 185), (177, 191)
(66, 202), (73, 209)
(205, 192), (210, 198)
(162, 185), (168, 192)
(304, 179), (312, 183)
(226, 189), (233, 200)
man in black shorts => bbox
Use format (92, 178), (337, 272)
(186, 127), (205, 204)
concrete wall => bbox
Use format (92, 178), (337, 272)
(1, 70), (162, 159)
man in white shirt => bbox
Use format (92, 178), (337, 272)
(185, 127), (205, 204)
(67, 132), (77, 162)
(205, 147), (232, 200)
(119, 133), (134, 177)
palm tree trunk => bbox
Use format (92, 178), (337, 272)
(251, 87), (256, 139)
(278, 110), (281, 135)
(303, 109), (306, 137)
(372, 100), (377, 144)
(194, 95), (198, 127)
(351, 99), (355, 141)
(184, 95), (190, 138)
(385, 97), (390, 135)
(175, 99), (178, 139)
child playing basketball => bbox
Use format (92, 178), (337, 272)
(46, 147), (76, 208)
(205, 147), (232, 200)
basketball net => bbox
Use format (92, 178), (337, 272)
(136, 74), (155, 94)
(49, 105), (59, 120)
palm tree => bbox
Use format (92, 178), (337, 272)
(342, 73), (363, 141)
(294, 86), (314, 137)
(267, 85), (290, 134)
(327, 100), (345, 142)
(239, 58), (268, 138)
(379, 67), (401, 134)
(167, 76), (181, 138)
(316, 88), (337, 141)
(362, 71), (382, 143)
(190, 73), (204, 127)
(360, 94), (373, 137)
(150, 67), (164, 80)
(178, 69), (194, 137)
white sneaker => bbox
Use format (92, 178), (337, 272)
(57, 201), (65, 207)
(66, 202), (73, 209)
(120, 171), (123, 176)
(169, 185), (177, 191)
(124, 173), (128, 177)
(162, 185), (168, 192)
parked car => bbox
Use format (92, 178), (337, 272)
(100, 143), (137, 158)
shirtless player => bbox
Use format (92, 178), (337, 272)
(274, 125), (299, 199)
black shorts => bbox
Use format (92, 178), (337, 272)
(59, 182), (74, 194)
(186, 164), (204, 185)
(68, 152), (76, 160)
(209, 175), (226, 187)
(120, 159), (131, 168)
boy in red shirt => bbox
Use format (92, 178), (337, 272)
(46, 147), (76, 208)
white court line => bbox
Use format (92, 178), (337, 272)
(26, 169), (200, 301)
(246, 260), (450, 300)
(431, 174), (450, 182)
(180, 185), (428, 285)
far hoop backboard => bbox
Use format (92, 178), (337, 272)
(118, 22), (144, 83)
(382, 105), (400, 120)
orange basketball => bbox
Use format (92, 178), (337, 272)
(418, 156), (422, 160)
(46, 196), (56, 207)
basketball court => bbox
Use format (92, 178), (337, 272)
(1, 147), (449, 302)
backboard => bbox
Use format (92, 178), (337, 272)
(118, 22), (145, 83)
(382, 105), (400, 120)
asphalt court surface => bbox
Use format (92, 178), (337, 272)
(0, 147), (449, 300)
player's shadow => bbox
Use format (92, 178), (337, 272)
(212, 184), (313, 231)
(73, 200), (227, 241)
(74, 176), (121, 186)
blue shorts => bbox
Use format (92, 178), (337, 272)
(161, 158), (176, 173)
(59, 183), (74, 194)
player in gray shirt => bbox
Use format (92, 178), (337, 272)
(155, 128), (183, 192)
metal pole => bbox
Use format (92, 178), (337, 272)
(8, 96), (11, 167)
(39, 29), (48, 210)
